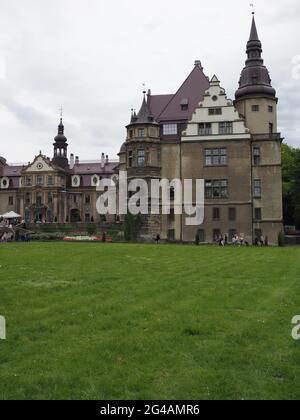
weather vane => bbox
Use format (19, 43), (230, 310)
(250, 3), (255, 15)
(59, 106), (63, 119)
(142, 83), (146, 94)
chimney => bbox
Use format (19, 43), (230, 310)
(101, 153), (105, 169)
(75, 156), (79, 165)
(70, 153), (75, 169)
(194, 60), (203, 70)
(106, 155), (109, 164)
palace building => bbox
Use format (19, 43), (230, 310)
(0, 15), (283, 244)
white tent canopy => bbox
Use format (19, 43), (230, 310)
(1, 211), (22, 219)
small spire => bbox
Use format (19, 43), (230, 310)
(249, 14), (259, 42)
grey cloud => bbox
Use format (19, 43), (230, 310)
(0, 0), (299, 164)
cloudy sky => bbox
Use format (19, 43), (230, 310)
(0, 0), (299, 163)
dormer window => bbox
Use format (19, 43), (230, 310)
(181, 99), (189, 111)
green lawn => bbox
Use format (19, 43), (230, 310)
(0, 243), (300, 400)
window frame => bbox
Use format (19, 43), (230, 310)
(199, 123), (212, 136)
(163, 124), (178, 136)
(254, 179), (262, 199)
(205, 148), (227, 166)
(137, 149), (146, 167)
(219, 121), (233, 135)
(205, 180), (229, 199)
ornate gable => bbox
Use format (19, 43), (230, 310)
(24, 154), (55, 173)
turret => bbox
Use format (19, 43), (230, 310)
(234, 14), (278, 135)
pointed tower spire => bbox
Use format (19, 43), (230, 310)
(249, 14), (259, 42)
(128, 91), (158, 126)
(235, 14), (276, 101)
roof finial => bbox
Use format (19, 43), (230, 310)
(142, 83), (146, 96)
(250, 2), (255, 15)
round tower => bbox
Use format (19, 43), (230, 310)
(234, 14), (278, 135)
(122, 91), (161, 177)
(118, 91), (162, 240)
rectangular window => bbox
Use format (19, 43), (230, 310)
(128, 151), (133, 168)
(252, 105), (260, 112)
(25, 176), (32, 187)
(85, 213), (90, 223)
(48, 176), (54, 186)
(219, 122), (233, 134)
(208, 108), (222, 116)
(8, 196), (13, 206)
(269, 123), (273, 134)
(254, 180), (262, 198)
(213, 208), (220, 221)
(253, 146), (261, 165)
(168, 229), (175, 241)
(205, 180), (228, 199)
(163, 124), (178, 135)
(205, 148), (227, 166)
(197, 229), (205, 243)
(268, 106), (273, 113)
(137, 150), (145, 167)
(254, 208), (262, 221)
(25, 193), (31, 205)
(48, 193), (53, 204)
(138, 128), (145, 137)
(85, 195), (91, 204)
(36, 175), (44, 186)
(229, 207), (236, 221)
(199, 123), (212, 135)
(73, 195), (77, 204)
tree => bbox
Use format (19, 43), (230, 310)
(124, 214), (142, 242)
(281, 144), (300, 228)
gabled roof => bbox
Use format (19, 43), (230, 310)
(149, 62), (210, 122)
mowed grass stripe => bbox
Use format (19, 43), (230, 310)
(0, 243), (299, 400)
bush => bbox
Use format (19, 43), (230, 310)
(31, 233), (64, 241)
(278, 231), (285, 247)
(124, 214), (142, 242)
(87, 224), (97, 236)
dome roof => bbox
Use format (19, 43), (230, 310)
(119, 142), (126, 153)
(54, 119), (67, 143)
